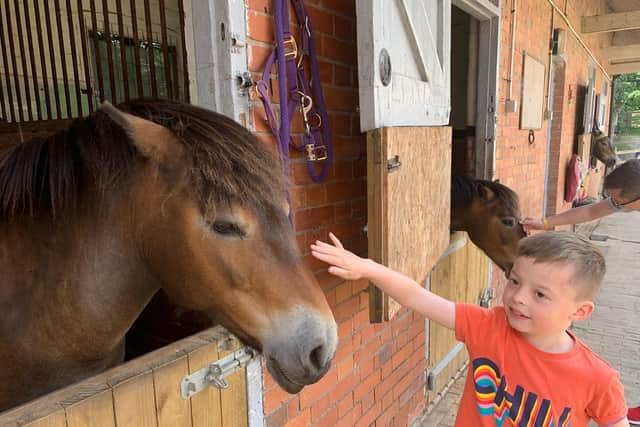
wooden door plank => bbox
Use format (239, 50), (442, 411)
(187, 342), (223, 427)
(219, 342), (248, 427)
(65, 388), (116, 427)
(22, 411), (66, 427)
(112, 372), (158, 427)
(427, 233), (489, 400)
(153, 356), (192, 427)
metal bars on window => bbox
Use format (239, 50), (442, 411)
(0, 0), (189, 123)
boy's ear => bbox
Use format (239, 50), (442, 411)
(570, 301), (595, 322)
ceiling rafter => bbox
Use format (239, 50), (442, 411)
(581, 9), (640, 34)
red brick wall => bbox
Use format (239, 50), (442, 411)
(492, 0), (613, 290)
(247, 1), (427, 426)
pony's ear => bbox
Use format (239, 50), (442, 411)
(100, 101), (176, 161)
(478, 185), (496, 202)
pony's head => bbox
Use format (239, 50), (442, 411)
(451, 176), (526, 274)
(99, 100), (337, 392)
(591, 130), (617, 168)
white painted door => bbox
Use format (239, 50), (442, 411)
(356, 0), (452, 131)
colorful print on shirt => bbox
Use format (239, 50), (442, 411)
(473, 357), (571, 427)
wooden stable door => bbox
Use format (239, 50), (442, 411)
(357, 0), (453, 322)
(426, 232), (489, 401)
(0, 327), (250, 427)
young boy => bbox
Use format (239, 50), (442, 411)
(311, 231), (629, 426)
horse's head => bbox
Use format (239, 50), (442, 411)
(451, 177), (526, 274)
(591, 130), (617, 168)
(102, 101), (337, 393)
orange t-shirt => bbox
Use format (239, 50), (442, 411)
(454, 304), (627, 427)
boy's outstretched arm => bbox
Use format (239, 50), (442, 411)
(604, 418), (629, 427)
(311, 233), (455, 330)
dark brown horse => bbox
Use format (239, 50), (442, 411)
(591, 129), (617, 168)
(451, 175), (526, 273)
(0, 100), (337, 411)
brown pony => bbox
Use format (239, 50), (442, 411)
(591, 129), (617, 168)
(0, 100), (337, 411)
(451, 175), (526, 274)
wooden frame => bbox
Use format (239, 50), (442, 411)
(185, 0), (251, 127)
(0, 327), (251, 427)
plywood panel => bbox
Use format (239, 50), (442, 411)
(577, 133), (592, 163)
(368, 126), (452, 322)
(112, 372), (158, 427)
(65, 389), (116, 427)
(188, 343), (223, 427)
(153, 356), (192, 427)
(520, 54), (546, 130)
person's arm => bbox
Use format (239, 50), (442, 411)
(602, 418), (629, 427)
(521, 199), (615, 232)
(310, 233), (455, 329)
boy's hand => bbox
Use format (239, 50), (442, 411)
(311, 233), (370, 281)
(521, 217), (543, 233)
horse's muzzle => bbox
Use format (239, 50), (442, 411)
(262, 308), (338, 393)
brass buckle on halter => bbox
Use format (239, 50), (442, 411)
(283, 36), (298, 59)
(305, 144), (328, 161)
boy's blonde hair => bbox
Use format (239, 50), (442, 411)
(517, 231), (606, 299)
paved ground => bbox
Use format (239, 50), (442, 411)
(416, 211), (640, 426)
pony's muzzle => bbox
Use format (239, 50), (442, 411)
(263, 308), (338, 393)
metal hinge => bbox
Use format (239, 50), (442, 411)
(425, 369), (436, 392)
(479, 287), (496, 308)
(181, 347), (255, 399)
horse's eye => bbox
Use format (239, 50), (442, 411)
(501, 217), (516, 227)
(211, 221), (245, 238)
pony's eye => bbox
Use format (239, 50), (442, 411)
(501, 217), (516, 227)
(211, 221), (245, 238)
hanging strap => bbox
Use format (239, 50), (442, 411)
(255, 0), (332, 183)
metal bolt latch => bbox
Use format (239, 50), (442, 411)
(237, 72), (253, 89)
(181, 347), (255, 398)
(387, 155), (402, 172)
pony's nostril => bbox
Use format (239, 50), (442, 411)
(309, 345), (325, 370)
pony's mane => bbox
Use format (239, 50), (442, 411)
(451, 175), (521, 218)
(0, 99), (286, 219)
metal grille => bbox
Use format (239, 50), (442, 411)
(0, 0), (189, 123)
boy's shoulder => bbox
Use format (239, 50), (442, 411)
(572, 333), (619, 375)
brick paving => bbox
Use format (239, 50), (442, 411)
(416, 211), (640, 426)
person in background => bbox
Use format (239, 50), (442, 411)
(522, 159), (640, 232)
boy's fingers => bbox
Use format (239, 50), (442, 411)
(314, 240), (334, 249)
(328, 266), (350, 278)
(329, 232), (344, 249)
(311, 250), (342, 266)
(311, 243), (340, 257)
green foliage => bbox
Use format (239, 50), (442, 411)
(614, 73), (640, 113)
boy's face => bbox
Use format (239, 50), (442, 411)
(607, 188), (640, 211)
(502, 257), (593, 340)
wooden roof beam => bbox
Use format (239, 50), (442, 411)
(581, 10), (640, 34)
(602, 44), (640, 60)
(610, 61), (640, 75)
